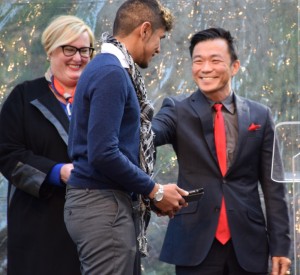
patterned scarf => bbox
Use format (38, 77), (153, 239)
(101, 33), (155, 257)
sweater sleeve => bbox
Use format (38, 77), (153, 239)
(74, 63), (155, 195)
(46, 163), (64, 187)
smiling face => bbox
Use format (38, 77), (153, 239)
(137, 27), (166, 69)
(192, 38), (240, 102)
(49, 31), (91, 90)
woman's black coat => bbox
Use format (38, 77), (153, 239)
(0, 77), (80, 275)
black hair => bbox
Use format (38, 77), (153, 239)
(113, 0), (174, 37)
(189, 28), (238, 63)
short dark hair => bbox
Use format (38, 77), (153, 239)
(113, 0), (174, 37)
(189, 28), (238, 63)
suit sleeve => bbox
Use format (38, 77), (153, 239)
(259, 108), (291, 256)
(152, 97), (177, 146)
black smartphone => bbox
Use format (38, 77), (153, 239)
(183, 188), (204, 202)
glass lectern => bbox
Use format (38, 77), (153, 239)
(272, 121), (300, 275)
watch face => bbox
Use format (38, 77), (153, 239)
(155, 192), (164, 202)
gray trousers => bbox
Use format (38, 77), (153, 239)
(64, 187), (137, 275)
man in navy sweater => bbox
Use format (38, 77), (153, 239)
(64, 1), (188, 274)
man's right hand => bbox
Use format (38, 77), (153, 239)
(149, 183), (188, 218)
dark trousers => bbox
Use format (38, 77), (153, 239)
(176, 239), (268, 275)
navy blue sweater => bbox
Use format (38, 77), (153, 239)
(68, 53), (155, 195)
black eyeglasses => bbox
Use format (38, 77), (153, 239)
(61, 45), (94, 58)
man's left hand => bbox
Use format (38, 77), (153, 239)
(271, 256), (291, 275)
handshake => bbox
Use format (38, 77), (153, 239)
(148, 183), (204, 218)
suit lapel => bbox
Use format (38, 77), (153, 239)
(228, 94), (250, 173)
(189, 90), (218, 165)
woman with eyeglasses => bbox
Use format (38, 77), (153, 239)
(0, 15), (94, 275)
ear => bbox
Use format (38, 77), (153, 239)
(47, 52), (52, 61)
(231, 59), (240, 76)
(140, 21), (152, 39)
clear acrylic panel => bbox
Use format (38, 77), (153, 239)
(272, 122), (300, 275)
(272, 122), (300, 183)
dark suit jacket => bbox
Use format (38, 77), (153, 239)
(152, 90), (290, 273)
(0, 77), (80, 275)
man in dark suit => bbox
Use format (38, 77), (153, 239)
(152, 28), (291, 275)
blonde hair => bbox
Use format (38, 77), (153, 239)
(41, 15), (95, 58)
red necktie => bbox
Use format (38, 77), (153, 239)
(214, 103), (230, 245)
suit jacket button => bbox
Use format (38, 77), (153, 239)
(223, 179), (227, 184)
(215, 207), (220, 212)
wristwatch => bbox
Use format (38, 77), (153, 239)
(153, 184), (164, 203)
